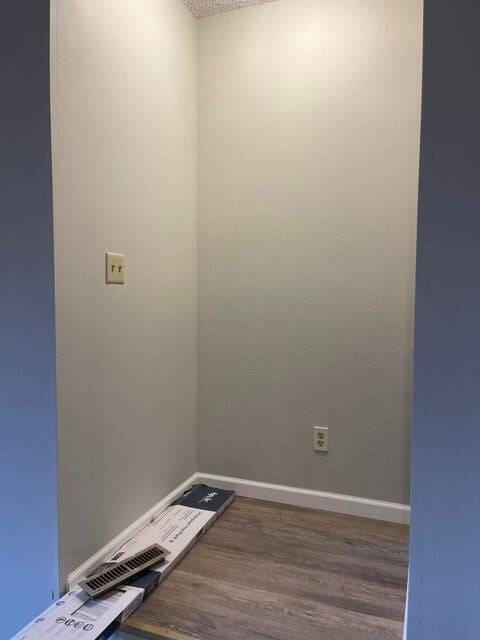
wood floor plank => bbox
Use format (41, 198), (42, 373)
(122, 497), (409, 640)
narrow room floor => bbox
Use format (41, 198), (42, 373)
(121, 498), (409, 640)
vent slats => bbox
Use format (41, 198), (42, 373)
(79, 544), (168, 598)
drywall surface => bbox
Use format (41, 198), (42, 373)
(408, 2), (480, 638)
(52, 0), (197, 583)
(198, 0), (422, 503)
(0, 1), (59, 636)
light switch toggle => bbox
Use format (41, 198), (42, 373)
(106, 252), (125, 284)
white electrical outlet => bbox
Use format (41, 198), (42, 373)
(313, 426), (329, 452)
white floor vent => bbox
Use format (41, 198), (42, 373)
(79, 544), (168, 598)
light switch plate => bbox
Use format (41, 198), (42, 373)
(106, 252), (125, 284)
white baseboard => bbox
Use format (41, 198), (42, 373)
(67, 473), (198, 590)
(68, 471), (409, 589)
(197, 473), (410, 525)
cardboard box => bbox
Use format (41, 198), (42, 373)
(11, 486), (235, 640)
(10, 586), (143, 640)
(105, 485), (235, 586)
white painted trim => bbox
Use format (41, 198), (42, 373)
(403, 571), (410, 639)
(196, 473), (410, 525)
(67, 473), (198, 590)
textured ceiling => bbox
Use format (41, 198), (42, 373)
(183, 0), (278, 19)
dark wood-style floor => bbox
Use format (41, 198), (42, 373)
(122, 497), (409, 640)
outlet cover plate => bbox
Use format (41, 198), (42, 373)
(313, 426), (329, 453)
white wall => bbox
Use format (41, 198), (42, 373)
(50, 0), (422, 587)
(198, 0), (422, 503)
(51, 0), (197, 583)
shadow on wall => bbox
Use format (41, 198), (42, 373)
(1, 0), (59, 638)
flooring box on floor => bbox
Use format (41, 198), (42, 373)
(10, 486), (235, 640)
